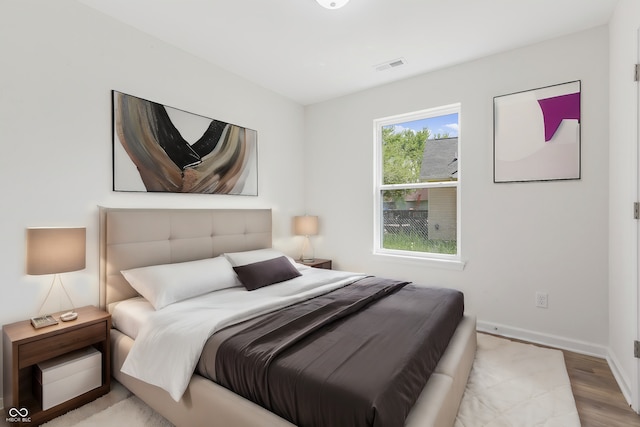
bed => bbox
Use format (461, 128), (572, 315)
(99, 207), (476, 427)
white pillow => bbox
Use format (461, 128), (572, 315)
(121, 256), (240, 310)
(224, 248), (297, 267)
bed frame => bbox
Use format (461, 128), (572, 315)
(99, 207), (476, 427)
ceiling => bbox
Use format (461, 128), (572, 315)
(77, 0), (618, 106)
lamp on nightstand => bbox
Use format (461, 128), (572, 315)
(26, 227), (86, 321)
(294, 215), (318, 262)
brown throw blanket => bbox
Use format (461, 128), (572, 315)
(211, 277), (464, 427)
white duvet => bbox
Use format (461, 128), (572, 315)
(120, 266), (366, 401)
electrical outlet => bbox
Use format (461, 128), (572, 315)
(536, 292), (548, 308)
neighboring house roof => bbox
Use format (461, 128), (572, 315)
(420, 137), (458, 181)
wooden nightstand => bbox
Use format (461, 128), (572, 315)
(2, 306), (111, 426)
(299, 258), (332, 269)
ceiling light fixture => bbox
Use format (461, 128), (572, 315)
(316, 0), (350, 9)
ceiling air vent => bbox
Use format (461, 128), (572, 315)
(374, 57), (407, 72)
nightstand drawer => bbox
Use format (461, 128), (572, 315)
(19, 323), (106, 368)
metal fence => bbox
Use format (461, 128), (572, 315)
(383, 210), (428, 238)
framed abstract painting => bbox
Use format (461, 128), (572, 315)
(493, 81), (581, 183)
(112, 91), (258, 195)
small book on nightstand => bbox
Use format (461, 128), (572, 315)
(31, 315), (59, 329)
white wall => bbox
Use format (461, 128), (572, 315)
(305, 27), (610, 354)
(608, 0), (640, 409)
(0, 0), (305, 402)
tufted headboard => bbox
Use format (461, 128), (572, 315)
(99, 207), (272, 309)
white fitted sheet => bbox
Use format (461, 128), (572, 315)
(110, 297), (156, 340)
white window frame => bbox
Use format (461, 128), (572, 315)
(373, 103), (464, 270)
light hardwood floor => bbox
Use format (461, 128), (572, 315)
(563, 349), (640, 426)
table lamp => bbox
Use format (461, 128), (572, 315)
(26, 227), (86, 322)
(294, 215), (318, 262)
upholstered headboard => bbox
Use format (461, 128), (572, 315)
(99, 207), (272, 309)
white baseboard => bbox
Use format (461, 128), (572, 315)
(607, 348), (636, 410)
(476, 320), (608, 358)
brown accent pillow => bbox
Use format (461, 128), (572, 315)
(233, 256), (302, 291)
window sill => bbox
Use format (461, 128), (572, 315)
(373, 251), (466, 271)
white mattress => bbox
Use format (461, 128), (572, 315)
(110, 297), (155, 340)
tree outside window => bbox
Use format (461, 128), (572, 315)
(375, 105), (460, 258)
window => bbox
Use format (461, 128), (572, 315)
(374, 104), (461, 264)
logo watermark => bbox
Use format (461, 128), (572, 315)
(6, 407), (31, 423)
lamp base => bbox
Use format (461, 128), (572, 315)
(300, 235), (314, 263)
(38, 274), (76, 318)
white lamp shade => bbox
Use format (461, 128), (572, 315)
(294, 216), (319, 236)
(26, 227), (86, 275)
(316, 0), (350, 9)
